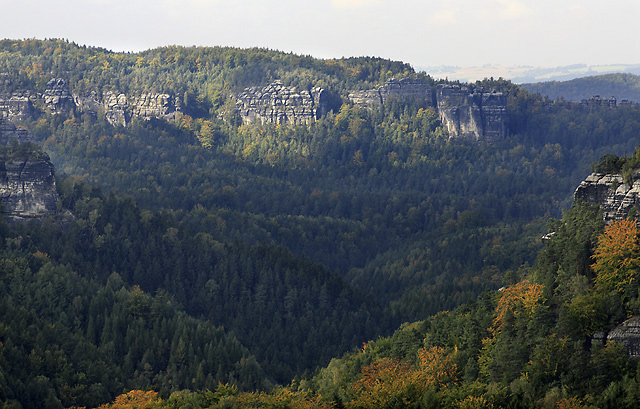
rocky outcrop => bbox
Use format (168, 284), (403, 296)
(348, 78), (433, 107)
(0, 153), (59, 217)
(43, 78), (75, 115)
(235, 81), (328, 125)
(101, 91), (129, 127)
(131, 93), (179, 121)
(347, 80), (508, 141)
(0, 96), (35, 121)
(72, 89), (180, 126)
(0, 118), (58, 218)
(74, 91), (180, 126)
(436, 84), (509, 141)
(0, 118), (33, 145)
(38, 77), (180, 126)
(1, 75), (36, 121)
(73, 91), (102, 119)
(594, 316), (640, 358)
(573, 172), (640, 223)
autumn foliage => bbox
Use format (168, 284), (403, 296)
(97, 390), (160, 409)
(491, 280), (545, 335)
(592, 218), (640, 294)
(346, 346), (458, 408)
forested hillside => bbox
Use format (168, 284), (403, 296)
(99, 199), (640, 408)
(522, 73), (640, 103)
(2, 38), (640, 408)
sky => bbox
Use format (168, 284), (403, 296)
(1, 0), (639, 70)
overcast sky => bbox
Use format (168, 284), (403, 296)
(1, 0), (638, 69)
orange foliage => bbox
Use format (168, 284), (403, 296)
(347, 358), (416, 409)
(234, 388), (332, 409)
(592, 218), (640, 294)
(347, 347), (458, 408)
(417, 345), (458, 385)
(492, 280), (544, 335)
(556, 396), (586, 409)
(97, 390), (159, 409)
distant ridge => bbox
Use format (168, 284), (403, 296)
(521, 73), (640, 103)
(419, 64), (640, 84)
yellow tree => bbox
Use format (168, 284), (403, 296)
(346, 347), (459, 408)
(491, 280), (545, 335)
(479, 280), (545, 381)
(97, 390), (160, 409)
(592, 218), (640, 295)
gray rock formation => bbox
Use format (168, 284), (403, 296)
(348, 78), (433, 107)
(605, 316), (640, 357)
(101, 91), (129, 127)
(347, 80), (508, 141)
(74, 91), (178, 126)
(0, 118), (58, 218)
(0, 153), (59, 217)
(573, 172), (640, 223)
(0, 118), (33, 145)
(1, 75), (36, 121)
(131, 93), (178, 121)
(435, 84), (509, 141)
(0, 96), (35, 121)
(235, 81), (328, 125)
(73, 91), (102, 118)
(43, 78), (75, 115)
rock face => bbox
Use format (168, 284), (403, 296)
(235, 81), (328, 125)
(435, 84), (509, 141)
(75, 91), (180, 127)
(39, 77), (181, 126)
(132, 93), (178, 121)
(0, 118), (33, 145)
(101, 91), (129, 127)
(347, 80), (508, 141)
(603, 316), (640, 357)
(0, 75), (36, 121)
(348, 78), (433, 107)
(0, 96), (35, 121)
(43, 78), (75, 115)
(0, 118), (59, 218)
(573, 172), (640, 223)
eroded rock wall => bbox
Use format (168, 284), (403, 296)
(43, 78), (75, 115)
(436, 84), (508, 141)
(0, 118), (33, 145)
(0, 75), (36, 121)
(573, 172), (640, 223)
(235, 81), (327, 125)
(606, 316), (640, 357)
(348, 78), (433, 107)
(0, 118), (58, 218)
(0, 155), (58, 217)
(39, 78), (181, 126)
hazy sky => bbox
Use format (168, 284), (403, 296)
(1, 0), (638, 68)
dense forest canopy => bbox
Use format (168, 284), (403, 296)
(1, 38), (640, 408)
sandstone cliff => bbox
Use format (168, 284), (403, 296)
(41, 78), (180, 126)
(0, 75), (35, 121)
(235, 81), (328, 125)
(435, 84), (509, 141)
(348, 78), (433, 107)
(0, 118), (33, 145)
(43, 78), (75, 115)
(0, 118), (59, 218)
(347, 80), (509, 141)
(605, 316), (640, 357)
(573, 172), (640, 223)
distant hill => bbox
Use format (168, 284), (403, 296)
(521, 73), (640, 103)
(419, 63), (640, 84)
